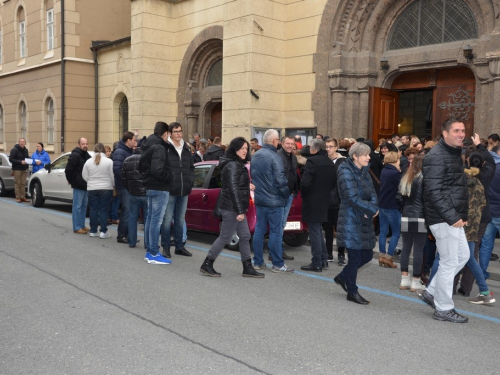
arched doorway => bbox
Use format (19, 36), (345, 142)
(210, 102), (222, 139)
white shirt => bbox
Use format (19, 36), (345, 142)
(82, 153), (114, 191)
(168, 136), (184, 158)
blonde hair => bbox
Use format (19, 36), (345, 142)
(383, 151), (399, 164)
(94, 143), (105, 165)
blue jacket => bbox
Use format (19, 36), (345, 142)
(336, 158), (378, 250)
(113, 140), (133, 190)
(250, 144), (289, 208)
(31, 149), (51, 173)
(378, 164), (402, 209)
(489, 150), (500, 217)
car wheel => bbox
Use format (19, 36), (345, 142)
(0, 177), (6, 197)
(225, 232), (240, 251)
(31, 182), (45, 207)
(283, 232), (309, 247)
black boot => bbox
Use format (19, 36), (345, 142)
(200, 257), (221, 277)
(242, 259), (265, 278)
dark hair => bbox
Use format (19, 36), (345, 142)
(441, 117), (463, 133)
(122, 131), (134, 143)
(168, 122), (182, 133)
(316, 133), (323, 139)
(392, 134), (399, 138)
(225, 137), (250, 163)
(492, 145), (500, 153)
(154, 122), (169, 136)
(468, 151), (484, 169)
(398, 144), (408, 153)
(381, 142), (397, 152)
(250, 138), (258, 143)
(325, 137), (338, 146)
(488, 133), (500, 142)
(356, 137), (365, 142)
(37, 142), (44, 148)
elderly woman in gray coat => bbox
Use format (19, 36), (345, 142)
(334, 142), (379, 305)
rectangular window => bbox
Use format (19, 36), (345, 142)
(47, 100), (54, 144)
(19, 21), (26, 58)
(47, 9), (54, 51)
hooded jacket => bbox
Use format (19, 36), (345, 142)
(489, 150), (500, 217)
(205, 145), (225, 161)
(423, 138), (468, 226)
(9, 144), (29, 171)
(165, 139), (194, 196)
(65, 146), (91, 190)
(31, 149), (51, 173)
(122, 149), (146, 196)
(278, 147), (298, 196)
(336, 157), (378, 250)
(139, 134), (172, 191)
(113, 140), (134, 190)
(218, 156), (250, 214)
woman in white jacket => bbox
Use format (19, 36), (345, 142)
(83, 143), (115, 238)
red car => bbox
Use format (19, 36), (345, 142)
(185, 160), (309, 250)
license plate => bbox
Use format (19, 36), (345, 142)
(284, 221), (301, 230)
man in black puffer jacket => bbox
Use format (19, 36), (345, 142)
(122, 148), (147, 249)
(421, 118), (469, 323)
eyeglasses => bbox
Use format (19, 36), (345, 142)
(172, 130), (183, 134)
(325, 145), (337, 149)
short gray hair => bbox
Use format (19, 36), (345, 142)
(263, 129), (279, 144)
(309, 139), (325, 152)
(348, 142), (371, 159)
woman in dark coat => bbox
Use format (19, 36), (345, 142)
(334, 142), (379, 304)
(200, 137), (263, 278)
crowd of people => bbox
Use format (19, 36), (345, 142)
(8, 120), (500, 323)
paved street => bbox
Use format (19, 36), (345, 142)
(1, 196), (500, 375)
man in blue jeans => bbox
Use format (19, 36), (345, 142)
(160, 122), (194, 258)
(251, 129), (293, 273)
(479, 145), (500, 278)
(139, 122), (173, 264)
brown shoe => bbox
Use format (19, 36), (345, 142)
(83, 227), (90, 233)
(111, 220), (119, 224)
(381, 255), (397, 268)
(20, 198), (28, 202)
(74, 229), (87, 234)
(16, 199), (22, 203)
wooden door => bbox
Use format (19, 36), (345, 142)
(433, 68), (475, 138)
(369, 87), (399, 145)
(210, 102), (222, 139)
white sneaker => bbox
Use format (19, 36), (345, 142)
(410, 278), (426, 292)
(399, 275), (411, 290)
(99, 232), (111, 239)
(89, 232), (99, 237)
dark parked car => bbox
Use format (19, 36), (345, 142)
(0, 152), (30, 196)
(186, 161), (309, 250)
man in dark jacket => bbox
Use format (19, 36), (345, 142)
(251, 129), (293, 273)
(300, 139), (336, 272)
(139, 121), (172, 265)
(65, 138), (91, 234)
(421, 118), (469, 323)
(160, 122), (195, 258)
(122, 148), (147, 249)
(205, 137), (225, 160)
(113, 131), (136, 243)
(9, 138), (29, 202)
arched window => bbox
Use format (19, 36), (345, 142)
(47, 99), (54, 144)
(18, 8), (26, 58)
(388, 0), (478, 50)
(20, 102), (27, 139)
(206, 59), (223, 87)
(119, 96), (128, 135)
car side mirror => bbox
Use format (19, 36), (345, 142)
(45, 164), (52, 173)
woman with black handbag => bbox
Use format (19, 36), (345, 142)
(200, 137), (263, 278)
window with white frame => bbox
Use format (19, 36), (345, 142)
(47, 9), (54, 51)
(19, 21), (26, 58)
(0, 106), (4, 144)
(20, 102), (27, 139)
(47, 99), (54, 144)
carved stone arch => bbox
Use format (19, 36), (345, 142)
(176, 25), (223, 140)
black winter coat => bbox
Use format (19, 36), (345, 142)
(329, 156), (346, 208)
(397, 174), (425, 219)
(219, 156), (250, 214)
(423, 138), (468, 226)
(139, 134), (172, 191)
(474, 143), (496, 223)
(278, 148), (298, 196)
(378, 164), (402, 209)
(122, 150), (146, 196)
(336, 158), (378, 250)
(205, 145), (225, 161)
(113, 140), (133, 190)
(65, 147), (91, 190)
(166, 141), (194, 196)
(300, 150), (336, 223)
(9, 144), (29, 170)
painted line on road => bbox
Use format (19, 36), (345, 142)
(186, 243), (500, 325)
(3, 197), (500, 325)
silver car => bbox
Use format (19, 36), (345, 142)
(29, 151), (94, 207)
(0, 152), (30, 196)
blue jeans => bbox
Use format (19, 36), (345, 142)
(160, 195), (188, 250)
(378, 208), (401, 256)
(281, 195), (294, 230)
(145, 190), (169, 256)
(88, 190), (113, 234)
(72, 188), (88, 231)
(116, 189), (131, 238)
(109, 196), (120, 220)
(308, 222), (328, 267)
(253, 206), (284, 267)
(129, 195), (148, 248)
(478, 217), (500, 280)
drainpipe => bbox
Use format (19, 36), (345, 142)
(60, 0), (66, 152)
(92, 47), (98, 145)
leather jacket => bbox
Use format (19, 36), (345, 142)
(218, 156), (250, 214)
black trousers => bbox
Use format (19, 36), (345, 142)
(338, 249), (373, 294)
(323, 207), (345, 257)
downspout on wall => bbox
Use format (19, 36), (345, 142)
(60, 0), (65, 152)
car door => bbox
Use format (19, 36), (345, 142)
(186, 164), (214, 230)
(44, 154), (70, 198)
(202, 164), (222, 231)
